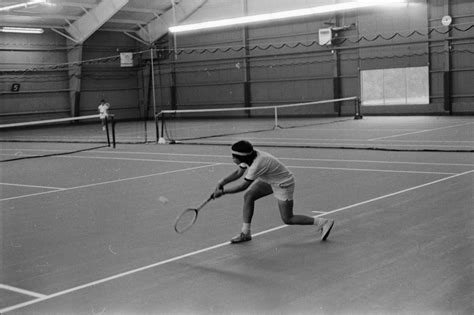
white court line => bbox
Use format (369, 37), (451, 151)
(310, 169), (474, 216)
(187, 138), (474, 149)
(0, 152), (214, 165)
(367, 139), (474, 143)
(54, 155), (215, 164)
(1, 161), (456, 203)
(0, 164), (220, 202)
(3, 148), (474, 167)
(369, 121), (474, 141)
(98, 153), (474, 167)
(29, 152), (461, 175)
(224, 136), (474, 144)
(287, 165), (455, 175)
(0, 284), (47, 299)
(295, 128), (420, 131)
(1, 169), (472, 314)
(0, 182), (65, 190)
(0, 156), (461, 202)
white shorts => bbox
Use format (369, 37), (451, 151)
(271, 179), (295, 201)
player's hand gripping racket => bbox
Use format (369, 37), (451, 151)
(174, 194), (214, 233)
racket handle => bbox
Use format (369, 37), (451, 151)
(196, 194), (214, 210)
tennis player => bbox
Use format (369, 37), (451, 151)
(213, 140), (334, 244)
(98, 99), (110, 131)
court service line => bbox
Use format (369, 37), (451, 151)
(241, 136), (474, 144)
(287, 165), (455, 175)
(3, 148), (474, 167)
(0, 161), (459, 203)
(1, 169), (472, 314)
(191, 139), (474, 149)
(55, 155), (216, 164)
(48, 154), (460, 175)
(1, 152), (214, 165)
(0, 284), (47, 299)
(0, 164), (220, 202)
(368, 121), (474, 141)
(0, 182), (65, 190)
(92, 150), (474, 167)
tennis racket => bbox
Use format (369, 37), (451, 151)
(174, 194), (214, 233)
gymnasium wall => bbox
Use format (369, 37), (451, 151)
(0, 0), (473, 124)
(165, 0), (473, 115)
(0, 31), (142, 123)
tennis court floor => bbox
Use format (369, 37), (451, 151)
(1, 116), (473, 314)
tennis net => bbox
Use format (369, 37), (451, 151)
(158, 97), (361, 143)
(0, 114), (115, 147)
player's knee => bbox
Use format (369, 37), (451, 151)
(243, 191), (257, 203)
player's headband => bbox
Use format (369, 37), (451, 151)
(232, 150), (253, 156)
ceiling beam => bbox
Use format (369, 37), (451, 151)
(135, 0), (207, 44)
(0, 22), (138, 33)
(50, 27), (78, 42)
(66, 0), (129, 44)
(2, 13), (147, 25)
(59, 1), (164, 15)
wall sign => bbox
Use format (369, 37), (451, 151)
(11, 83), (20, 92)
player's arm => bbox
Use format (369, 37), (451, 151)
(214, 167), (245, 197)
(217, 178), (253, 197)
(216, 166), (245, 189)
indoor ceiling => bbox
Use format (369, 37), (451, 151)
(0, 0), (209, 44)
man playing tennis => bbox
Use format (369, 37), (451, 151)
(213, 140), (334, 244)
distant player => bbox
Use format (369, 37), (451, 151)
(98, 99), (110, 131)
(213, 140), (334, 243)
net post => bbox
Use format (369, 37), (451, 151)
(155, 112), (159, 143)
(274, 107), (279, 129)
(354, 97), (363, 120)
(105, 116), (111, 146)
(157, 112), (166, 144)
(111, 115), (116, 148)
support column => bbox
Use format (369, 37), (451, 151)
(333, 13), (342, 115)
(67, 43), (83, 117)
(443, 2), (452, 114)
(242, 0), (251, 116)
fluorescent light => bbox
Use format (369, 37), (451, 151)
(1, 27), (44, 34)
(0, 0), (47, 12)
(169, 0), (407, 33)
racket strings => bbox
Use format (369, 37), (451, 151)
(175, 209), (198, 233)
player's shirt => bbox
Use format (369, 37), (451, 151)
(98, 103), (110, 119)
(240, 150), (294, 186)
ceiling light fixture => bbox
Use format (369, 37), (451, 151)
(169, 0), (407, 33)
(0, 27), (45, 34)
(0, 0), (48, 12)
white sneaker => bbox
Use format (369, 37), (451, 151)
(230, 232), (252, 244)
(320, 219), (334, 241)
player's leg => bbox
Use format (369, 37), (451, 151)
(275, 183), (335, 240)
(273, 182), (313, 225)
(277, 199), (314, 225)
(231, 181), (272, 243)
(242, 180), (273, 224)
(277, 200), (334, 240)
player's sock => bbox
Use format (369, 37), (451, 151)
(242, 223), (251, 234)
